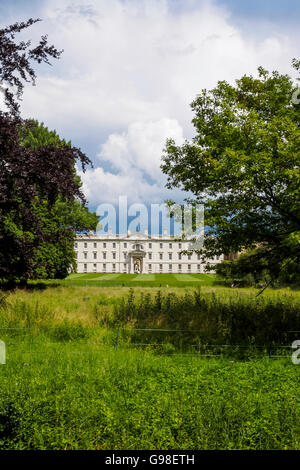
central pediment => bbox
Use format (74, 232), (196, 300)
(127, 231), (148, 239)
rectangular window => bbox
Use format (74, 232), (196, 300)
(149, 243), (152, 248)
(169, 253), (172, 260)
(103, 263), (106, 271)
(75, 242), (78, 248)
(103, 242), (106, 248)
(197, 264), (201, 271)
(159, 264), (163, 271)
(178, 264), (182, 270)
(148, 253), (152, 259)
(113, 242), (116, 248)
(84, 242), (87, 248)
(159, 253), (163, 260)
(178, 243), (182, 249)
(178, 253), (182, 260)
(160, 243), (163, 249)
(197, 254), (201, 260)
(94, 242), (97, 248)
(169, 243), (172, 249)
(124, 263), (126, 268)
(93, 252), (97, 259)
(84, 263), (87, 271)
(103, 252), (106, 259)
(188, 264), (191, 271)
(169, 264), (172, 271)
(84, 252), (87, 259)
(113, 252), (116, 259)
(124, 242), (127, 248)
(188, 254), (191, 260)
(112, 263), (116, 270)
(123, 252), (127, 258)
(148, 264), (152, 270)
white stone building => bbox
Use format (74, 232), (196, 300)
(75, 229), (224, 274)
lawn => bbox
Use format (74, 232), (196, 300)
(63, 272), (217, 287)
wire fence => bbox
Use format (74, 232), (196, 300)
(0, 326), (298, 360)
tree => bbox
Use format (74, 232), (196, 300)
(161, 61), (300, 275)
(0, 18), (62, 116)
(0, 19), (97, 282)
(216, 248), (300, 287)
(216, 249), (273, 287)
(20, 120), (99, 279)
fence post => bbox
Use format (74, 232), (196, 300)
(115, 327), (120, 351)
(0, 340), (6, 364)
(268, 346), (272, 359)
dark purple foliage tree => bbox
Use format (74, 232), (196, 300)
(0, 19), (96, 282)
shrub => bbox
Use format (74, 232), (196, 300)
(112, 289), (300, 350)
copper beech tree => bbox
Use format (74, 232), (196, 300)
(0, 19), (97, 282)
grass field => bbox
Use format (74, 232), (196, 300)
(0, 279), (299, 450)
(63, 272), (218, 287)
(0, 339), (299, 450)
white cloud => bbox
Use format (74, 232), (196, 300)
(20, 0), (298, 135)
(8, 0), (299, 205)
(79, 117), (186, 206)
(100, 118), (184, 180)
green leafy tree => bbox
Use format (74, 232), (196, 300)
(20, 120), (99, 279)
(216, 248), (300, 287)
(161, 61), (300, 276)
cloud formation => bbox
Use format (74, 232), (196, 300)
(78, 118), (186, 205)
(3, 0), (299, 207)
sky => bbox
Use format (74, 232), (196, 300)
(0, 0), (299, 215)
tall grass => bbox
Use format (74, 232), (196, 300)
(0, 286), (299, 449)
(0, 344), (299, 450)
(1, 285), (299, 352)
(111, 288), (300, 349)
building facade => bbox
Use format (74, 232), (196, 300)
(75, 230), (224, 274)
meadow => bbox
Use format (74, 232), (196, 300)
(0, 275), (299, 450)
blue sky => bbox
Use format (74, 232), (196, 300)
(3, 0), (300, 19)
(0, 0), (299, 217)
(219, 0), (300, 19)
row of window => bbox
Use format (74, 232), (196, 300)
(78, 252), (220, 261)
(75, 241), (184, 250)
(83, 263), (202, 272)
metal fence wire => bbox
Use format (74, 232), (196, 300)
(114, 327), (296, 358)
(0, 327), (297, 359)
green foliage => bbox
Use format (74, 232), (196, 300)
(0, 284), (299, 449)
(20, 121), (99, 280)
(216, 249), (300, 287)
(0, 343), (298, 450)
(111, 288), (300, 348)
(161, 61), (300, 273)
(48, 321), (89, 342)
(20, 120), (71, 149)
